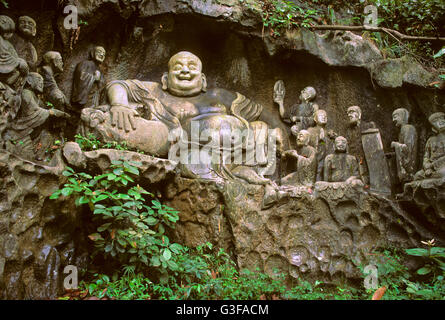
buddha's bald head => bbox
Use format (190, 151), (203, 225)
(162, 51), (207, 97)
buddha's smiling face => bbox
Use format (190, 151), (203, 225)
(167, 52), (204, 97)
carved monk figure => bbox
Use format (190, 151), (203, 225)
(414, 112), (445, 180)
(6, 72), (70, 159)
(345, 105), (375, 184)
(71, 46), (105, 112)
(11, 16), (38, 71)
(40, 51), (69, 111)
(0, 15), (28, 91)
(323, 136), (363, 186)
(281, 130), (317, 186)
(82, 51), (273, 179)
(390, 108), (418, 183)
(274, 84), (318, 131)
(307, 109), (334, 181)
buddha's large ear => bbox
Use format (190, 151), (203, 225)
(161, 72), (168, 91)
(201, 73), (207, 92)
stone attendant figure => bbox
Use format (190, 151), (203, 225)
(345, 105), (374, 184)
(274, 82), (319, 130)
(414, 112), (445, 180)
(11, 16), (38, 71)
(6, 72), (70, 159)
(281, 130), (317, 186)
(308, 109), (335, 181)
(323, 136), (363, 186)
(0, 15), (29, 91)
(40, 51), (69, 111)
(71, 46), (106, 113)
(390, 108), (418, 183)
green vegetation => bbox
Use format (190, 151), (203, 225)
(50, 160), (185, 282)
(52, 163), (445, 300)
(244, 0), (444, 68)
(260, 0), (321, 36)
(74, 133), (144, 153)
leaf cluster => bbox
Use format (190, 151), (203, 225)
(50, 160), (185, 279)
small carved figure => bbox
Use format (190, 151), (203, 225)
(346, 105), (392, 194)
(0, 15), (29, 91)
(345, 105), (373, 183)
(414, 112), (445, 180)
(281, 130), (317, 186)
(390, 108), (418, 183)
(274, 81), (319, 131)
(11, 16), (38, 71)
(71, 46), (106, 112)
(307, 109), (335, 181)
(40, 51), (69, 111)
(6, 72), (70, 160)
(323, 136), (363, 186)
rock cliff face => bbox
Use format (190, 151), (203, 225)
(165, 176), (442, 285)
(0, 150), (84, 299)
(0, 0), (444, 299)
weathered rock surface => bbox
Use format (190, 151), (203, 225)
(0, 150), (84, 299)
(63, 142), (178, 184)
(1, 146), (444, 298)
(404, 178), (445, 233)
(64, 0), (440, 89)
(221, 181), (440, 283)
(1, 0), (444, 300)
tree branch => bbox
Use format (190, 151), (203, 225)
(309, 25), (445, 42)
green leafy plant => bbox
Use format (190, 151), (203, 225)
(360, 249), (411, 300)
(261, 0), (321, 36)
(50, 160), (185, 281)
(405, 240), (445, 277)
(164, 242), (287, 300)
(283, 280), (332, 300)
(74, 133), (144, 153)
(81, 266), (153, 300)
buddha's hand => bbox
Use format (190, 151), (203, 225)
(50, 109), (71, 119)
(110, 105), (139, 132)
